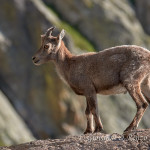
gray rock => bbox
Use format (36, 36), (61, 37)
(43, 0), (150, 50)
(0, 91), (34, 146)
(3, 129), (150, 150)
(0, 0), (85, 139)
(135, 0), (150, 35)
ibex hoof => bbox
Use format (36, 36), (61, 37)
(123, 127), (137, 139)
(84, 129), (93, 134)
(93, 127), (104, 133)
(124, 126), (137, 133)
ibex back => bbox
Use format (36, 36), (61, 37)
(32, 27), (150, 135)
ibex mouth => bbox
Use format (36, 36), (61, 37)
(34, 60), (40, 63)
(33, 59), (41, 65)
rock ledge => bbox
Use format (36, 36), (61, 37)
(2, 129), (150, 150)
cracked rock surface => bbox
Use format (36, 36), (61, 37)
(2, 129), (150, 150)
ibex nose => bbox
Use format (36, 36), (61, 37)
(32, 56), (36, 60)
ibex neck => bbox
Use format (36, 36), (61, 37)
(56, 41), (72, 62)
(54, 41), (73, 81)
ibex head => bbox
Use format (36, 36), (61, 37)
(32, 27), (65, 65)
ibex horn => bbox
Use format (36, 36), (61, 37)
(45, 26), (56, 37)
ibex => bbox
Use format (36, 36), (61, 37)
(32, 27), (150, 135)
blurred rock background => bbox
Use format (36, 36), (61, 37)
(0, 0), (150, 146)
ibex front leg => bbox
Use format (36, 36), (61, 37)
(85, 92), (103, 133)
(84, 100), (93, 134)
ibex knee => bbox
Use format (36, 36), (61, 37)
(137, 102), (148, 109)
(142, 102), (148, 109)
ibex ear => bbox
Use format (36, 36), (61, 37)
(56, 29), (65, 50)
(58, 29), (65, 40)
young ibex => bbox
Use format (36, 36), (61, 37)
(32, 27), (150, 135)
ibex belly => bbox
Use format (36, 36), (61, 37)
(141, 74), (150, 99)
(99, 84), (127, 95)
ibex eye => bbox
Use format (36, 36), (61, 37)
(44, 45), (49, 49)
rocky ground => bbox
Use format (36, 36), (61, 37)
(2, 129), (150, 150)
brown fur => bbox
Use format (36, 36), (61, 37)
(32, 27), (150, 134)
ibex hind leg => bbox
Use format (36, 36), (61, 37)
(123, 82), (148, 133)
(121, 70), (149, 134)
